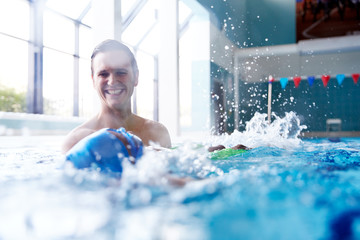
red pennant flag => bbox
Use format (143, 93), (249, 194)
(321, 75), (330, 87)
(268, 75), (274, 83)
(352, 73), (359, 84)
(293, 76), (301, 88)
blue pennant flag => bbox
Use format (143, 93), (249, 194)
(280, 77), (288, 89)
(307, 76), (315, 86)
(336, 74), (345, 85)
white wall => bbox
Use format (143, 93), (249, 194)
(235, 35), (360, 82)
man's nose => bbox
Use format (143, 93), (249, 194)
(108, 73), (116, 85)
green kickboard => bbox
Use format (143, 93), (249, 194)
(210, 148), (248, 160)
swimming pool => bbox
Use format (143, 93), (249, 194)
(0, 112), (359, 240)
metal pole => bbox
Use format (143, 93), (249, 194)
(153, 56), (159, 121)
(27, 0), (44, 114)
(73, 23), (80, 116)
(234, 55), (239, 130)
(267, 75), (274, 124)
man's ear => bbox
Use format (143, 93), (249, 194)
(134, 70), (139, 86)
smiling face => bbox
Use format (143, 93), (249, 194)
(92, 50), (139, 111)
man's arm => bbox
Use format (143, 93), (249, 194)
(61, 128), (96, 154)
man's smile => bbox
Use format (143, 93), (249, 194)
(105, 89), (125, 95)
(104, 86), (126, 96)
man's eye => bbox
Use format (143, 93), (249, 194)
(99, 72), (108, 77)
(116, 71), (127, 76)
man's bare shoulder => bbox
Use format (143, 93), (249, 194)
(141, 118), (171, 148)
(142, 119), (167, 134)
(61, 126), (96, 154)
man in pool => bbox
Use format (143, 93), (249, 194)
(62, 40), (171, 153)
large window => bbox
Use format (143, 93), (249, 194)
(0, 0), (209, 128)
(121, 0), (210, 132)
(43, 0), (93, 117)
(43, 11), (75, 54)
(43, 11), (75, 116)
(43, 48), (74, 116)
(179, 0), (194, 128)
(121, 0), (160, 120)
(0, 0), (29, 40)
(0, 0), (93, 116)
(0, 0), (29, 113)
(0, 35), (28, 93)
(178, 0), (211, 132)
(79, 15), (95, 118)
(135, 51), (155, 120)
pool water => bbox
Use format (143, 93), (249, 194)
(0, 112), (360, 240)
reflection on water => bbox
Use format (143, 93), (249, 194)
(0, 112), (360, 239)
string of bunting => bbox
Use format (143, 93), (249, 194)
(275, 73), (360, 89)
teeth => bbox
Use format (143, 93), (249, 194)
(107, 89), (123, 94)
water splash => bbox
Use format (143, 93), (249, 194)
(209, 111), (307, 149)
(123, 111), (307, 189)
(122, 142), (223, 188)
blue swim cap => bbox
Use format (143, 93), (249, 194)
(66, 128), (143, 174)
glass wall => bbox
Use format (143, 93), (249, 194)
(78, 23), (94, 118)
(0, 0), (29, 112)
(121, 0), (159, 120)
(121, 0), (210, 132)
(43, 0), (93, 117)
(179, 1), (193, 128)
(0, 0), (29, 39)
(135, 51), (155, 120)
(0, 0), (93, 117)
(43, 48), (74, 116)
(42, 11), (75, 116)
(178, 0), (211, 133)
(0, 0), (211, 131)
